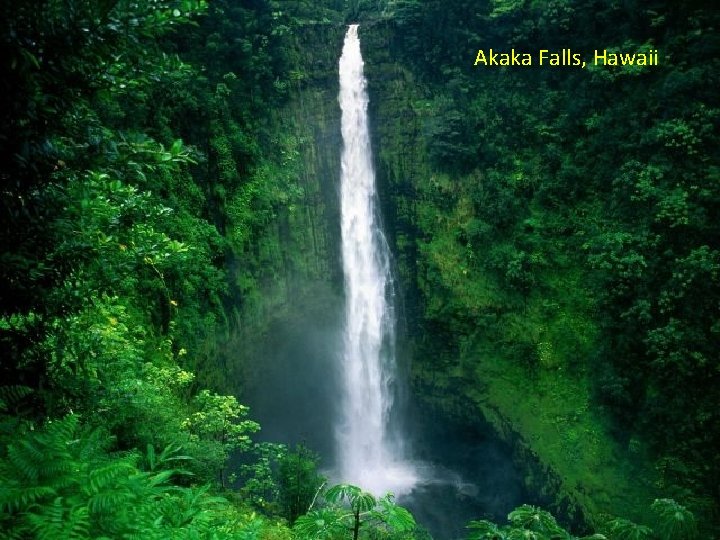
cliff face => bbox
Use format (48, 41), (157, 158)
(222, 22), (347, 457)
(234, 23), (345, 317)
(359, 21), (658, 528)
(229, 16), (659, 530)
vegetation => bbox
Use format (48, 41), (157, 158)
(467, 499), (697, 540)
(0, 0), (334, 537)
(294, 484), (416, 540)
(0, 0), (717, 538)
(363, 0), (719, 533)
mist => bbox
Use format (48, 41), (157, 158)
(241, 285), (345, 465)
(236, 282), (527, 540)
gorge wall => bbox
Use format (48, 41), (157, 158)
(3, 1), (715, 538)
(360, 20), (658, 528)
(223, 21), (347, 459)
(230, 4), (717, 533)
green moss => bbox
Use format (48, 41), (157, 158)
(471, 352), (657, 525)
(360, 22), (661, 530)
(409, 237), (660, 526)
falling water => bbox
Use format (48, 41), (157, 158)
(336, 24), (417, 496)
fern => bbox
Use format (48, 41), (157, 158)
(18, 438), (48, 466)
(27, 497), (90, 540)
(0, 485), (57, 513)
(42, 415), (80, 453)
(74, 426), (114, 463)
(2, 414), (83, 512)
(88, 461), (136, 493)
(6, 442), (42, 483)
(89, 490), (131, 513)
(0, 385), (33, 412)
(1, 414), (285, 540)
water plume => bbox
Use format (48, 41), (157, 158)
(336, 24), (417, 497)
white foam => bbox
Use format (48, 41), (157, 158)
(336, 24), (417, 497)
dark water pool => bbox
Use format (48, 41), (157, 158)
(397, 405), (528, 540)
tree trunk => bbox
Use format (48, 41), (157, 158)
(353, 509), (360, 540)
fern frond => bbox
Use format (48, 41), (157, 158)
(4, 415), (84, 489)
(18, 438), (47, 464)
(88, 489), (134, 514)
(39, 415), (79, 456)
(6, 443), (41, 483)
(27, 497), (90, 540)
(37, 458), (76, 484)
(0, 385), (33, 411)
(1, 525), (32, 540)
(65, 505), (90, 540)
(0, 485), (57, 513)
(75, 426), (114, 461)
(26, 497), (65, 540)
(88, 461), (135, 493)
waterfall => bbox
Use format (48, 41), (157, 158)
(336, 24), (417, 496)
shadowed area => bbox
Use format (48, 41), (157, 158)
(241, 288), (344, 463)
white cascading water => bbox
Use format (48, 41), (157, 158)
(336, 24), (417, 496)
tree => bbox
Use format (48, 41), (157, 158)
(293, 483), (415, 540)
(182, 390), (260, 487)
(277, 444), (325, 524)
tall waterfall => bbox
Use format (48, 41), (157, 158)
(336, 24), (416, 496)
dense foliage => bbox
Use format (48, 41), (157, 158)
(0, 0), (331, 537)
(1, 0), (717, 538)
(466, 499), (697, 540)
(365, 0), (719, 533)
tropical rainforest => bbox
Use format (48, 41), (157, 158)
(0, 0), (717, 539)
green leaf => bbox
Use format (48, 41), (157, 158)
(650, 499), (697, 540)
(293, 509), (345, 539)
(467, 519), (506, 540)
(325, 483), (361, 505)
